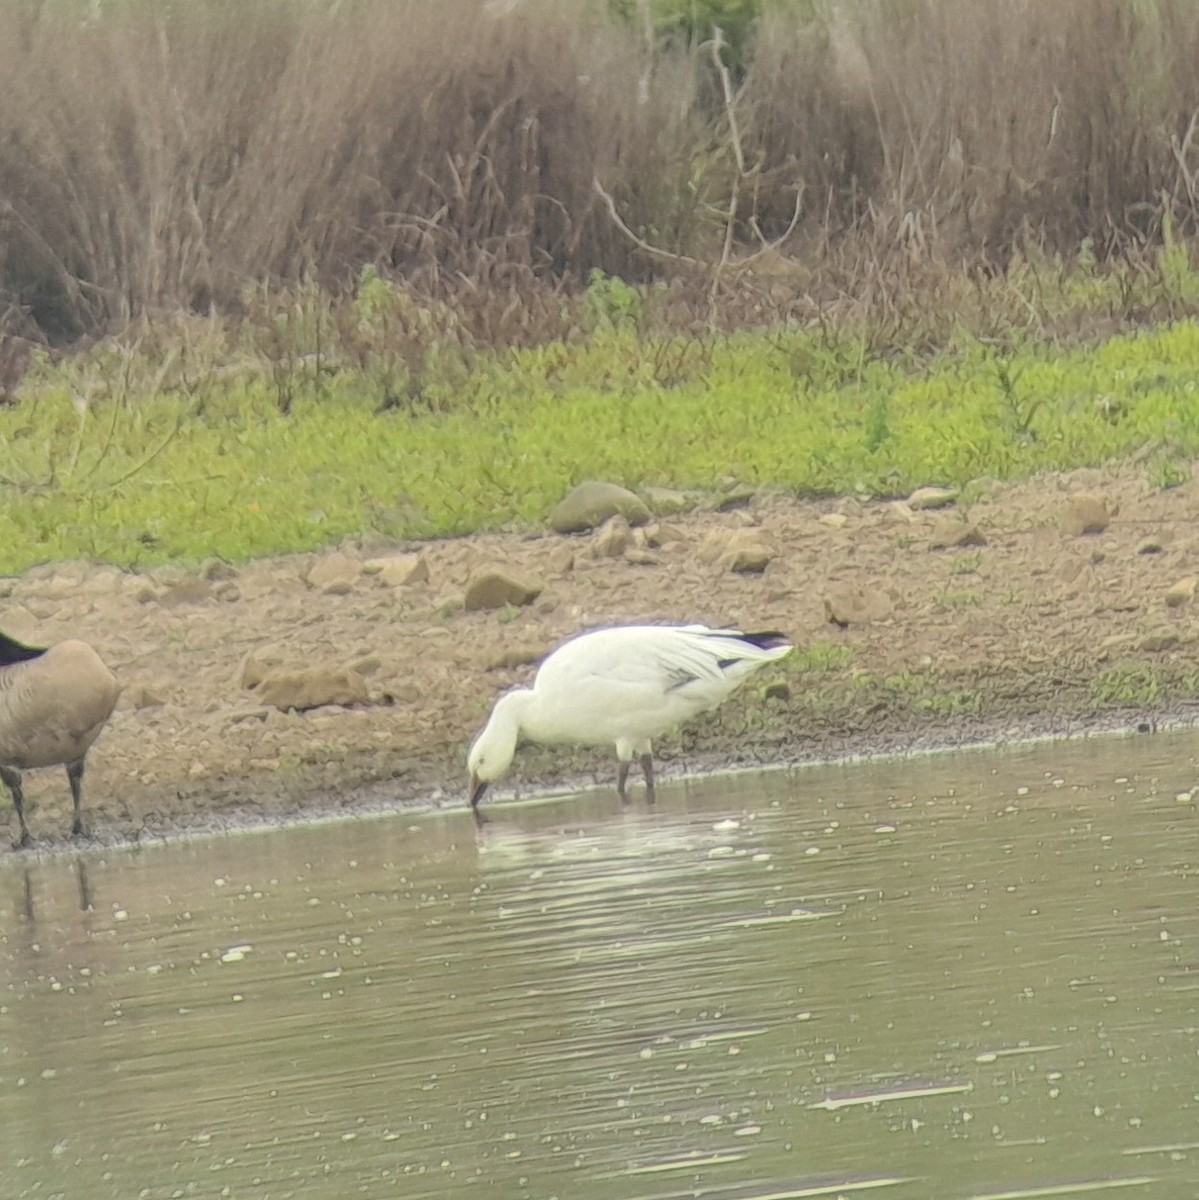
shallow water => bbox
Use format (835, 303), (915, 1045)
(2, 731), (1198, 1200)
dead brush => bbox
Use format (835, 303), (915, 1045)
(4, 0), (1199, 352)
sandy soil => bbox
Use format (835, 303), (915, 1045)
(3, 463), (1199, 853)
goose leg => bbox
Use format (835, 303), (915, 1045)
(1, 765), (32, 848)
(616, 760), (632, 803)
(639, 753), (656, 804)
(66, 759), (86, 837)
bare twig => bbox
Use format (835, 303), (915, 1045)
(594, 25), (804, 330)
(591, 178), (707, 269)
(706, 27), (742, 323)
(1170, 108), (1199, 210)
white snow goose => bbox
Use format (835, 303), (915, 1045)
(467, 624), (793, 817)
(0, 631), (121, 847)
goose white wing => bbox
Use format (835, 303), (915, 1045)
(527, 626), (772, 745)
(536, 626), (725, 689)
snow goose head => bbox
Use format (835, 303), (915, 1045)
(467, 688), (534, 811)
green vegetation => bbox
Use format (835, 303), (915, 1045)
(1091, 664), (1166, 707)
(932, 591), (983, 610)
(5, 309), (1199, 575)
(1089, 661), (1199, 707)
(874, 670), (984, 717)
(947, 552), (984, 576)
(5, 2), (1199, 580)
(784, 640), (855, 675)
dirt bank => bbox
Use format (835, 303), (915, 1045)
(4, 463), (1199, 852)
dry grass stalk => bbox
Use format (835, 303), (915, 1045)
(0, 1), (1198, 347)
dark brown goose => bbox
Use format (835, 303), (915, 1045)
(0, 632), (121, 847)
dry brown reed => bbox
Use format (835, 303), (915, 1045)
(2, 0), (1198, 345)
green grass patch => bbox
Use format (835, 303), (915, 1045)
(785, 640), (855, 674)
(1091, 664), (1165, 707)
(947, 552), (984, 576)
(4, 318), (1199, 574)
(1088, 661), (1199, 707)
(932, 590), (983, 609)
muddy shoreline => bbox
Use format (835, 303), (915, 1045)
(4, 462), (1199, 854)
(8, 706), (1198, 859)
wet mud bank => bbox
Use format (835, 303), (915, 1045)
(4, 463), (1199, 854)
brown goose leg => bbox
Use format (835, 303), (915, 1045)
(66, 759), (86, 837)
(1, 765), (32, 848)
(640, 753), (656, 804)
(616, 760), (631, 803)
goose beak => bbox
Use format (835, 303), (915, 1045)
(469, 773), (489, 811)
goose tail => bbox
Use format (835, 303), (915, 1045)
(699, 627), (793, 664)
(0, 632), (46, 668)
(735, 630), (791, 652)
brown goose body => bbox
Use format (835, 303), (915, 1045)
(0, 634), (120, 846)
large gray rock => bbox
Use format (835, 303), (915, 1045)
(199, 557), (239, 582)
(1060, 494), (1111, 536)
(364, 553), (430, 587)
(697, 528), (775, 573)
(306, 551), (361, 592)
(591, 516), (632, 558)
(824, 584), (894, 626)
(123, 683), (167, 710)
(642, 487), (694, 516)
(928, 518), (986, 550)
(484, 644), (546, 671)
(464, 569), (543, 611)
(237, 644), (287, 690)
(720, 529), (775, 573)
(1165, 576), (1197, 608)
(711, 483), (755, 512)
(907, 486), (957, 511)
(258, 667), (370, 712)
(549, 481), (651, 533)
(158, 579), (212, 607)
